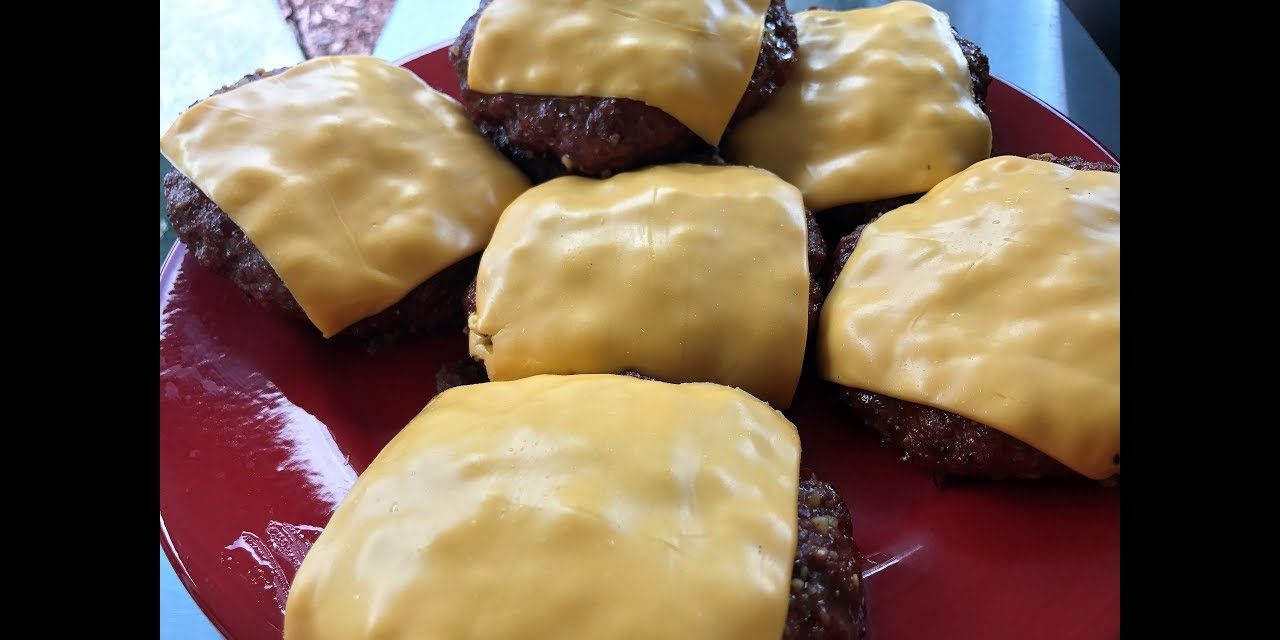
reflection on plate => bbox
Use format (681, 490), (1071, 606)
(159, 44), (1119, 640)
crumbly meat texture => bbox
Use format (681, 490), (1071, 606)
(955, 32), (991, 112)
(823, 154), (1118, 480)
(1026, 153), (1119, 172)
(835, 386), (1078, 480)
(805, 209), (829, 337)
(815, 30), (991, 244)
(788, 469), (868, 640)
(162, 69), (476, 345)
(448, 0), (798, 181)
(824, 223), (868, 295)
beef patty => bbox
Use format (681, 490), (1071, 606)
(435, 366), (867, 639)
(163, 69), (478, 345)
(456, 207), (828, 369)
(815, 30), (992, 244)
(824, 154), (1119, 480)
(448, 0), (798, 182)
(789, 470), (867, 639)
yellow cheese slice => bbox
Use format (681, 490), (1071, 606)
(819, 156), (1119, 479)
(160, 55), (531, 337)
(284, 374), (802, 640)
(466, 0), (772, 145)
(723, 2), (992, 211)
(467, 164), (810, 408)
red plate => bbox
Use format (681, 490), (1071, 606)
(160, 45), (1119, 640)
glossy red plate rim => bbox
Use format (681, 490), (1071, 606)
(985, 78), (1118, 163)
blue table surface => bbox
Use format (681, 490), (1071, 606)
(159, 1), (1119, 637)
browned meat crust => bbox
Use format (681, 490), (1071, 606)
(824, 224), (867, 295)
(162, 69), (477, 345)
(955, 32), (991, 111)
(788, 470), (868, 640)
(836, 386), (1078, 480)
(1026, 153), (1120, 172)
(822, 153), (1119, 480)
(448, 0), (798, 181)
(805, 209), (830, 337)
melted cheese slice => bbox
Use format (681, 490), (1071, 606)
(468, 164), (810, 408)
(467, 0), (771, 145)
(819, 156), (1119, 479)
(723, 2), (992, 211)
(160, 56), (530, 337)
(284, 374), (802, 640)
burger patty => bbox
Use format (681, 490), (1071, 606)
(816, 30), (991, 244)
(448, 0), (798, 182)
(955, 32), (992, 112)
(436, 367), (867, 639)
(824, 154), (1119, 480)
(450, 204), (829, 386)
(163, 70), (478, 345)
(790, 470), (867, 640)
